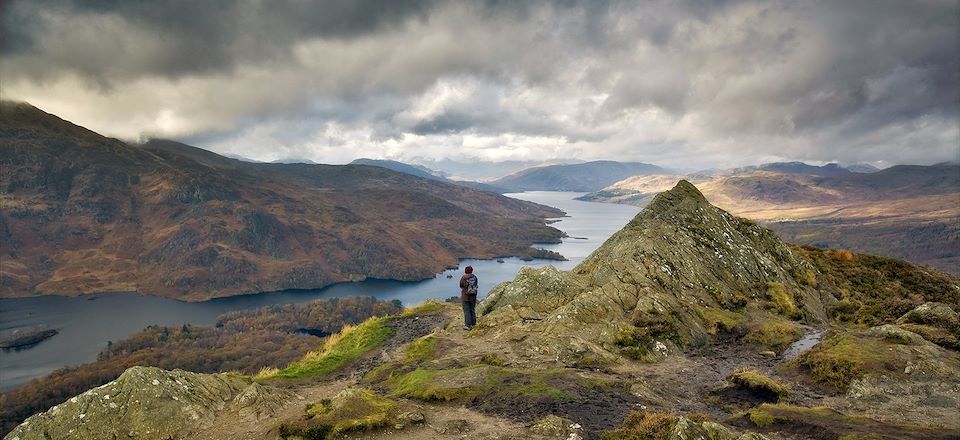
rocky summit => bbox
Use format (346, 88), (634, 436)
(7, 181), (959, 440)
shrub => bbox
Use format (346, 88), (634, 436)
(742, 319), (803, 351)
(766, 282), (800, 319)
(699, 308), (747, 335)
(600, 411), (677, 440)
(727, 369), (789, 400)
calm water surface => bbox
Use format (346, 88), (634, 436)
(0, 192), (640, 390)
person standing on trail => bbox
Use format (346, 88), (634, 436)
(460, 266), (479, 329)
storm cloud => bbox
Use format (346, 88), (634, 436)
(2, 0), (957, 170)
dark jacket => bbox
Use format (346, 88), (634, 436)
(459, 273), (478, 302)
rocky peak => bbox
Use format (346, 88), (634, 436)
(636, 179), (709, 217)
(480, 180), (828, 361)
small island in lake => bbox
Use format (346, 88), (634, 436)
(0, 328), (59, 349)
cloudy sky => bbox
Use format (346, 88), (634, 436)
(2, 0), (958, 171)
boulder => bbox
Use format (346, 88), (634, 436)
(897, 302), (959, 328)
(7, 366), (251, 440)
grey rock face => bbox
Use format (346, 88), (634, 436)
(5, 366), (289, 440)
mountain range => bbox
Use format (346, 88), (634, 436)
(8, 181), (958, 440)
(0, 102), (563, 301)
(349, 158), (508, 193)
(490, 160), (671, 192)
(579, 163), (960, 274)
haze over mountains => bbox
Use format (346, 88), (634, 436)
(0, 102), (564, 301)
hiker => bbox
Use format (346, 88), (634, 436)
(459, 265), (479, 329)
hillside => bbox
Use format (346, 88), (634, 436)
(8, 181), (958, 440)
(491, 160), (669, 192)
(0, 102), (564, 301)
(579, 164), (960, 273)
(349, 158), (507, 193)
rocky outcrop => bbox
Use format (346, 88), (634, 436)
(5, 367), (291, 440)
(479, 180), (829, 362)
(897, 302), (959, 328)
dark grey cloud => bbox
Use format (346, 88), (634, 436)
(1, 0), (957, 169)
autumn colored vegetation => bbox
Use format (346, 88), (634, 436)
(0, 297), (402, 436)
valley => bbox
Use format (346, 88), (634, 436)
(0, 191), (639, 391)
(7, 181), (958, 440)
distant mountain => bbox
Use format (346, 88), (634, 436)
(270, 158), (319, 164)
(350, 158), (508, 193)
(350, 158), (444, 181)
(845, 163), (881, 173)
(491, 160), (670, 192)
(0, 101), (563, 301)
(578, 162), (960, 273)
(416, 158), (577, 181)
(725, 161), (852, 177)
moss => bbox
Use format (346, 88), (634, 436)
(792, 332), (903, 391)
(765, 282), (800, 319)
(270, 317), (394, 379)
(698, 307), (747, 335)
(742, 319), (802, 351)
(383, 365), (576, 404)
(279, 389), (399, 440)
(405, 335), (438, 363)
(599, 411), (677, 440)
(387, 367), (485, 401)
(727, 369), (789, 400)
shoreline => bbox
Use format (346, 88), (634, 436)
(0, 253), (570, 305)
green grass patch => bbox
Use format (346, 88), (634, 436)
(386, 366), (486, 401)
(382, 365), (577, 403)
(748, 408), (776, 428)
(766, 282), (800, 319)
(698, 307), (747, 335)
(727, 369), (789, 400)
(280, 388), (399, 440)
(270, 317), (394, 379)
(742, 319), (802, 351)
(404, 335), (438, 363)
(792, 332), (903, 391)
(398, 300), (445, 317)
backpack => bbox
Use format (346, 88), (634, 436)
(465, 274), (478, 296)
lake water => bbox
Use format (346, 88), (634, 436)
(0, 192), (641, 390)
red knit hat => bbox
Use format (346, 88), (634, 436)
(465, 266), (473, 274)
